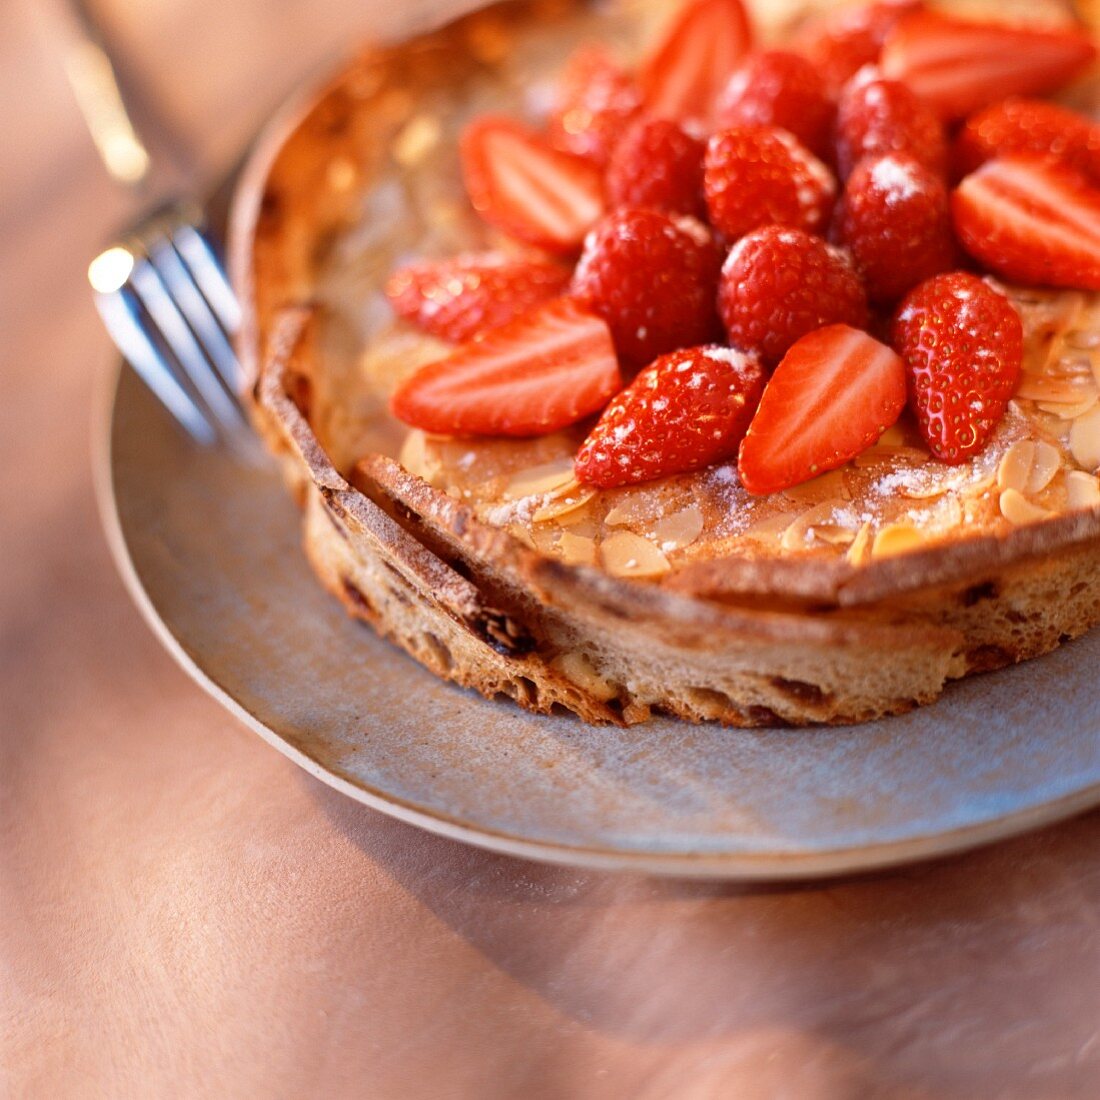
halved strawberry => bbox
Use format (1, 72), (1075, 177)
(385, 253), (571, 343)
(952, 156), (1100, 290)
(389, 299), (621, 437)
(461, 116), (606, 254)
(737, 325), (906, 495)
(639, 0), (754, 135)
(880, 11), (1097, 122)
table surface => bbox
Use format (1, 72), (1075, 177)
(5, 1), (1100, 1096)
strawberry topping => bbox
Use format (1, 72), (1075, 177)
(386, 254), (571, 343)
(389, 299), (621, 437)
(575, 346), (766, 488)
(892, 272), (1023, 464)
(837, 153), (956, 303)
(461, 116), (605, 254)
(547, 46), (644, 167)
(715, 50), (835, 160)
(704, 126), (837, 240)
(605, 117), (706, 218)
(639, 0), (754, 135)
(952, 156), (1100, 291)
(879, 11), (1097, 122)
(834, 72), (947, 180)
(738, 325), (907, 495)
(571, 208), (722, 369)
(954, 98), (1100, 183)
(718, 226), (869, 365)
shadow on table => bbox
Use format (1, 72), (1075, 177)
(309, 774), (1100, 1098)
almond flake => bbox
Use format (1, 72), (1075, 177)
(812, 525), (857, 547)
(558, 530), (598, 566)
(1037, 395), (1099, 420)
(781, 503), (838, 550)
(399, 429), (442, 484)
(507, 524), (535, 549)
(781, 469), (850, 504)
(1069, 406), (1100, 472)
(392, 114), (442, 167)
(652, 505), (705, 551)
(871, 524), (924, 559)
(531, 489), (596, 523)
(600, 531), (671, 578)
(1027, 441), (1061, 494)
(846, 522), (873, 566)
(999, 488), (1054, 526)
(1015, 376), (1097, 403)
(1066, 470), (1100, 511)
(997, 440), (1035, 493)
(742, 512), (799, 544)
(504, 459), (577, 499)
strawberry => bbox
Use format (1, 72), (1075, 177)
(704, 126), (837, 240)
(605, 118), (706, 218)
(892, 272), (1022, 464)
(389, 299), (621, 437)
(639, 0), (754, 135)
(834, 73), (947, 180)
(461, 116), (605, 254)
(837, 153), (955, 303)
(952, 156), (1100, 290)
(880, 11), (1097, 122)
(718, 226), (869, 364)
(792, 0), (922, 96)
(954, 98), (1100, 183)
(547, 46), (644, 167)
(715, 50), (834, 160)
(570, 208), (722, 369)
(575, 346), (766, 488)
(738, 325), (906, 495)
(385, 253), (571, 343)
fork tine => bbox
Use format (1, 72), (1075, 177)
(127, 255), (249, 437)
(172, 223), (242, 336)
(146, 237), (242, 395)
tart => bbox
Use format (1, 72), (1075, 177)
(231, 0), (1100, 726)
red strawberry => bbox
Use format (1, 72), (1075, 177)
(892, 272), (1022, 464)
(837, 153), (955, 303)
(952, 156), (1100, 290)
(718, 226), (869, 364)
(880, 11), (1097, 122)
(704, 126), (837, 240)
(547, 46), (644, 167)
(575, 346), (766, 488)
(738, 325), (906, 495)
(389, 299), (621, 437)
(834, 73), (947, 180)
(954, 98), (1100, 183)
(639, 0), (754, 135)
(386, 254), (571, 343)
(792, 0), (922, 96)
(715, 50), (835, 160)
(570, 208), (722, 369)
(605, 118), (706, 218)
(461, 116), (605, 254)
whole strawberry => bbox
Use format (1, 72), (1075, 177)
(718, 226), (869, 364)
(571, 208), (722, 369)
(386, 253), (571, 342)
(704, 126), (837, 241)
(835, 73), (947, 180)
(837, 153), (955, 303)
(605, 117), (706, 218)
(715, 50), (835, 160)
(575, 346), (766, 488)
(892, 272), (1023, 464)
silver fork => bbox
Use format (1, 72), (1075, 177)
(61, 0), (251, 450)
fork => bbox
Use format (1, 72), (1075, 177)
(61, 0), (252, 450)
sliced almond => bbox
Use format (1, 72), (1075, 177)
(812, 525), (857, 547)
(558, 530), (598, 566)
(741, 511), (799, 544)
(1066, 470), (1100, 511)
(1069, 406), (1100, 472)
(392, 114), (442, 167)
(600, 531), (671, 578)
(871, 524), (924, 559)
(997, 440), (1034, 493)
(1037, 394), (1099, 420)
(507, 523), (536, 549)
(603, 500), (636, 526)
(551, 651), (617, 702)
(846, 522), (873, 566)
(504, 458), (577, 500)
(531, 489), (596, 524)
(652, 504), (705, 551)
(999, 488), (1054, 526)
(1027, 440), (1061, 494)
(780, 503), (838, 551)
(1015, 376), (1097, 403)
(399, 429), (440, 484)
(781, 469), (849, 504)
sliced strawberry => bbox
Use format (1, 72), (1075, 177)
(385, 253), (571, 343)
(715, 50), (834, 160)
(389, 299), (621, 437)
(461, 116), (606, 254)
(547, 46), (644, 167)
(575, 346), (766, 488)
(605, 117), (706, 218)
(639, 0), (754, 135)
(880, 11), (1097, 122)
(893, 272), (1022, 464)
(952, 156), (1100, 290)
(792, 0), (922, 97)
(953, 98), (1100, 182)
(738, 325), (906, 495)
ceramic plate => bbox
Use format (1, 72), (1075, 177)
(96, 356), (1100, 879)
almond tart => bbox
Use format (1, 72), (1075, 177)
(230, 0), (1100, 727)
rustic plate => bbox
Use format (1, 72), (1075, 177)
(97, 357), (1100, 878)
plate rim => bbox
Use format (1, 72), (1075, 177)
(95, 361), (1100, 880)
